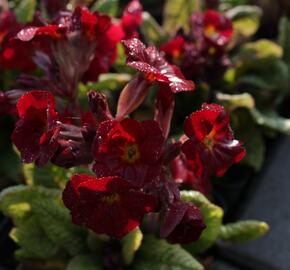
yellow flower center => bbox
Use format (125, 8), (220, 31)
(123, 144), (140, 164)
(208, 47), (216, 55)
(203, 129), (216, 150)
(204, 25), (216, 37)
(172, 49), (182, 61)
(101, 193), (120, 205)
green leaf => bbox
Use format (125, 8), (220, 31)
(10, 216), (59, 259)
(216, 92), (255, 111)
(219, 220), (269, 243)
(133, 236), (203, 270)
(82, 73), (133, 92)
(226, 5), (262, 42)
(122, 227), (143, 265)
(181, 191), (223, 253)
(140, 12), (166, 46)
(23, 163), (59, 188)
(278, 16), (290, 67)
(250, 109), (290, 135)
(91, 0), (119, 17)
(231, 109), (265, 171)
(23, 162), (93, 189)
(67, 255), (101, 270)
(0, 185), (60, 224)
(180, 190), (211, 205)
(163, 0), (201, 35)
(235, 59), (289, 108)
(87, 231), (109, 256)
(215, 94), (265, 171)
(236, 40), (283, 64)
(14, 0), (36, 22)
(33, 199), (87, 256)
(0, 131), (22, 183)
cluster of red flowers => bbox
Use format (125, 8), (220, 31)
(161, 10), (233, 84)
(1, 1), (245, 243)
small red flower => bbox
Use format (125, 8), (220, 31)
(93, 119), (164, 186)
(121, 0), (143, 39)
(63, 174), (157, 238)
(0, 11), (36, 72)
(202, 10), (233, 47)
(171, 153), (212, 195)
(41, 0), (68, 18)
(15, 7), (111, 43)
(15, 7), (120, 83)
(154, 85), (175, 139)
(122, 38), (194, 93)
(182, 104), (246, 177)
(160, 201), (206, 244)
(83, 23), (124, 82)
(166, 203), (206, 244)
(0, 91), (16, 115)
(160, 36), (185, 64)
(11, 90), (60, 166)
(16, 25), (65, 42)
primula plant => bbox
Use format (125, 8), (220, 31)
(1, 0), (282, 269)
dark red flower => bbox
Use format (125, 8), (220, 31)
(88, 91), (113, 124)
(15, 7), (110, 42)
(0, 11), (36, 72)
(11, 90), (60, 166)
(160, 36), (185, 65)
(171, 153), (212, 195)
(182, 104), (246, 177)
(93, 119), (164, 186)
(16, 24), (65, 42)
(121, 0), (143, 39)
(154, 85), (175, 139)
(41, 0), (69, 18)
(15, 7), (120, 84)
(83, 23), (124, 82)
(122, 38), (194, 93)
(0, 91), (16, 115)
(63, 174), (157, 238)
(202, 10), (233, 47)
(160, 201), (205, 244)
(163, 202), (206, 244)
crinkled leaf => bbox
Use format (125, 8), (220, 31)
(278, 16), (290, 68)
(87, 231), (109, 256)
(23, 163), (60, 188)
(181, 191), (223, 253)
(236, 40), (283, 64)
(0, 185), (60, 225)
(140, 12), (166, 46)
(133, 236), (203, 270)
(219, 220), (269, 243)
(163, 0), (201, 35)
(67, 255), (101, 270)
(122, 227), (143, 265)
(10, 216), (59, 259)
(33, 198), (87, 256)
(91, 0), (118, 17)
(231, 109), (265, 171)
(80, 73), (132, 93)
(23, 162), (93, 189)
(227, 5), (262, 42)
(235, 59), (289, 108)
(250, 109), (290, 135)
(215, 94), (265, 171)
(14, 0), (36, 22)
(216, 92), (255, 111)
